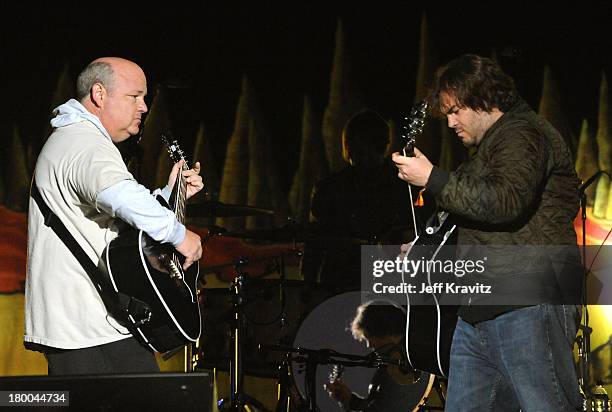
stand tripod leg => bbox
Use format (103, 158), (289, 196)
(275, 359), (296, 412)
(434, 377), (446, 407)
(218, 270), (271, 412)
(223, 274), (245, 409)
(419, 377), (446, 411)
(184, 342), (194, 372)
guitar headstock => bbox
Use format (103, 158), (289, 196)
(161, 132), (189, 168)
(400, 100), (428, 157)
(329, 364), (344, 383)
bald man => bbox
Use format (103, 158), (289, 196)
(25, 57), (203, 375)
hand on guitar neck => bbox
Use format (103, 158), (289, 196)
(166, 159), (204, 200)
(324, 365), (352, 411)
(393, 99), (433, 188)
(392, 147), (434, 188)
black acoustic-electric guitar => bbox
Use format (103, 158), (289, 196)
(400, 101), (458, 377)
(100, 134), (201, 353)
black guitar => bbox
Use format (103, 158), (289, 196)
(400, 101), (458, 377)
(99, 134), (201, 353)
(328, 354), (434, 412)
(327, 365), (350, 412)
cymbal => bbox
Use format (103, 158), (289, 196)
(223, 227), (300, 242)
(223, 224), (370, 245)
(186, 201), (275, 218)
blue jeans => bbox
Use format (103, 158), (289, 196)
(445, 304), (582, 412)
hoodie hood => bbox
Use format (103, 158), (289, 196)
(50, 99), (112, 141)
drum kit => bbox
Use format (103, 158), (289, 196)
(182, 200), (446, 411)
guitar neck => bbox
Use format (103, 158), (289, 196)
(174, 164), (188, 224)
(161, 134), (191, 226)
(403, 138), (416, 158)
(401, 100), (428, 159)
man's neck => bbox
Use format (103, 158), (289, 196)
(486, 108), (504, 128)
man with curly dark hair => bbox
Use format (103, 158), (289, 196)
(393, 54), (582, 411)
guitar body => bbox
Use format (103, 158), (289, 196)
(399, 102), (458, 377)
(405, 212), (458, 377)
(328, 363), (434, 412)
(99, 135), (202, 354)
(406, 303), (457, 377)
(100, 225), (202, 353)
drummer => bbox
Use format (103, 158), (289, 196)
(324, 300), (428, 410)
(302, 110), (419, 290)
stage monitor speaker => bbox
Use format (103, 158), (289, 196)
(0, 372), (212, 411)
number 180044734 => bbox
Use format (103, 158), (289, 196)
(1, 391), (69, 406)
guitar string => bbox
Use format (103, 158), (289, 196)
(173, 162), (188, 271)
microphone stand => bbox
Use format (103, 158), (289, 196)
(262, 344), (405, 412)
(579, 190), (592, 404)
(218, 258), (270, 412)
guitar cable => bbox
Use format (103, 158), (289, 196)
(401, 266), (415, 373)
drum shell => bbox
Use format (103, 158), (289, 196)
(290, 291), (434, 412)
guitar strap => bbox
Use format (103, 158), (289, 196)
(30, 180), (152, 330)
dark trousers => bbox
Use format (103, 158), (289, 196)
(45, 337), (159, 375)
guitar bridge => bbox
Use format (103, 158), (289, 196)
(167, 261), (183, 279)
(158, 253), (183, 279)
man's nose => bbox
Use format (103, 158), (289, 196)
(447, 115), (457, 128)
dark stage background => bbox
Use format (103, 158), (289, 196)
(1, 3), (609, 193)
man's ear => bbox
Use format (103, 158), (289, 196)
(90, 83), (106, 108)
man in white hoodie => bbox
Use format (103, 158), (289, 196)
(25, 57), (204, 375)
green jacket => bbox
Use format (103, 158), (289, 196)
(427, 100), (581, 309)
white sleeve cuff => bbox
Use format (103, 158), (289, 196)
(152, 185), (173, 202)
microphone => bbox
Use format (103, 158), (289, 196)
(579, 171), (606, 194)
